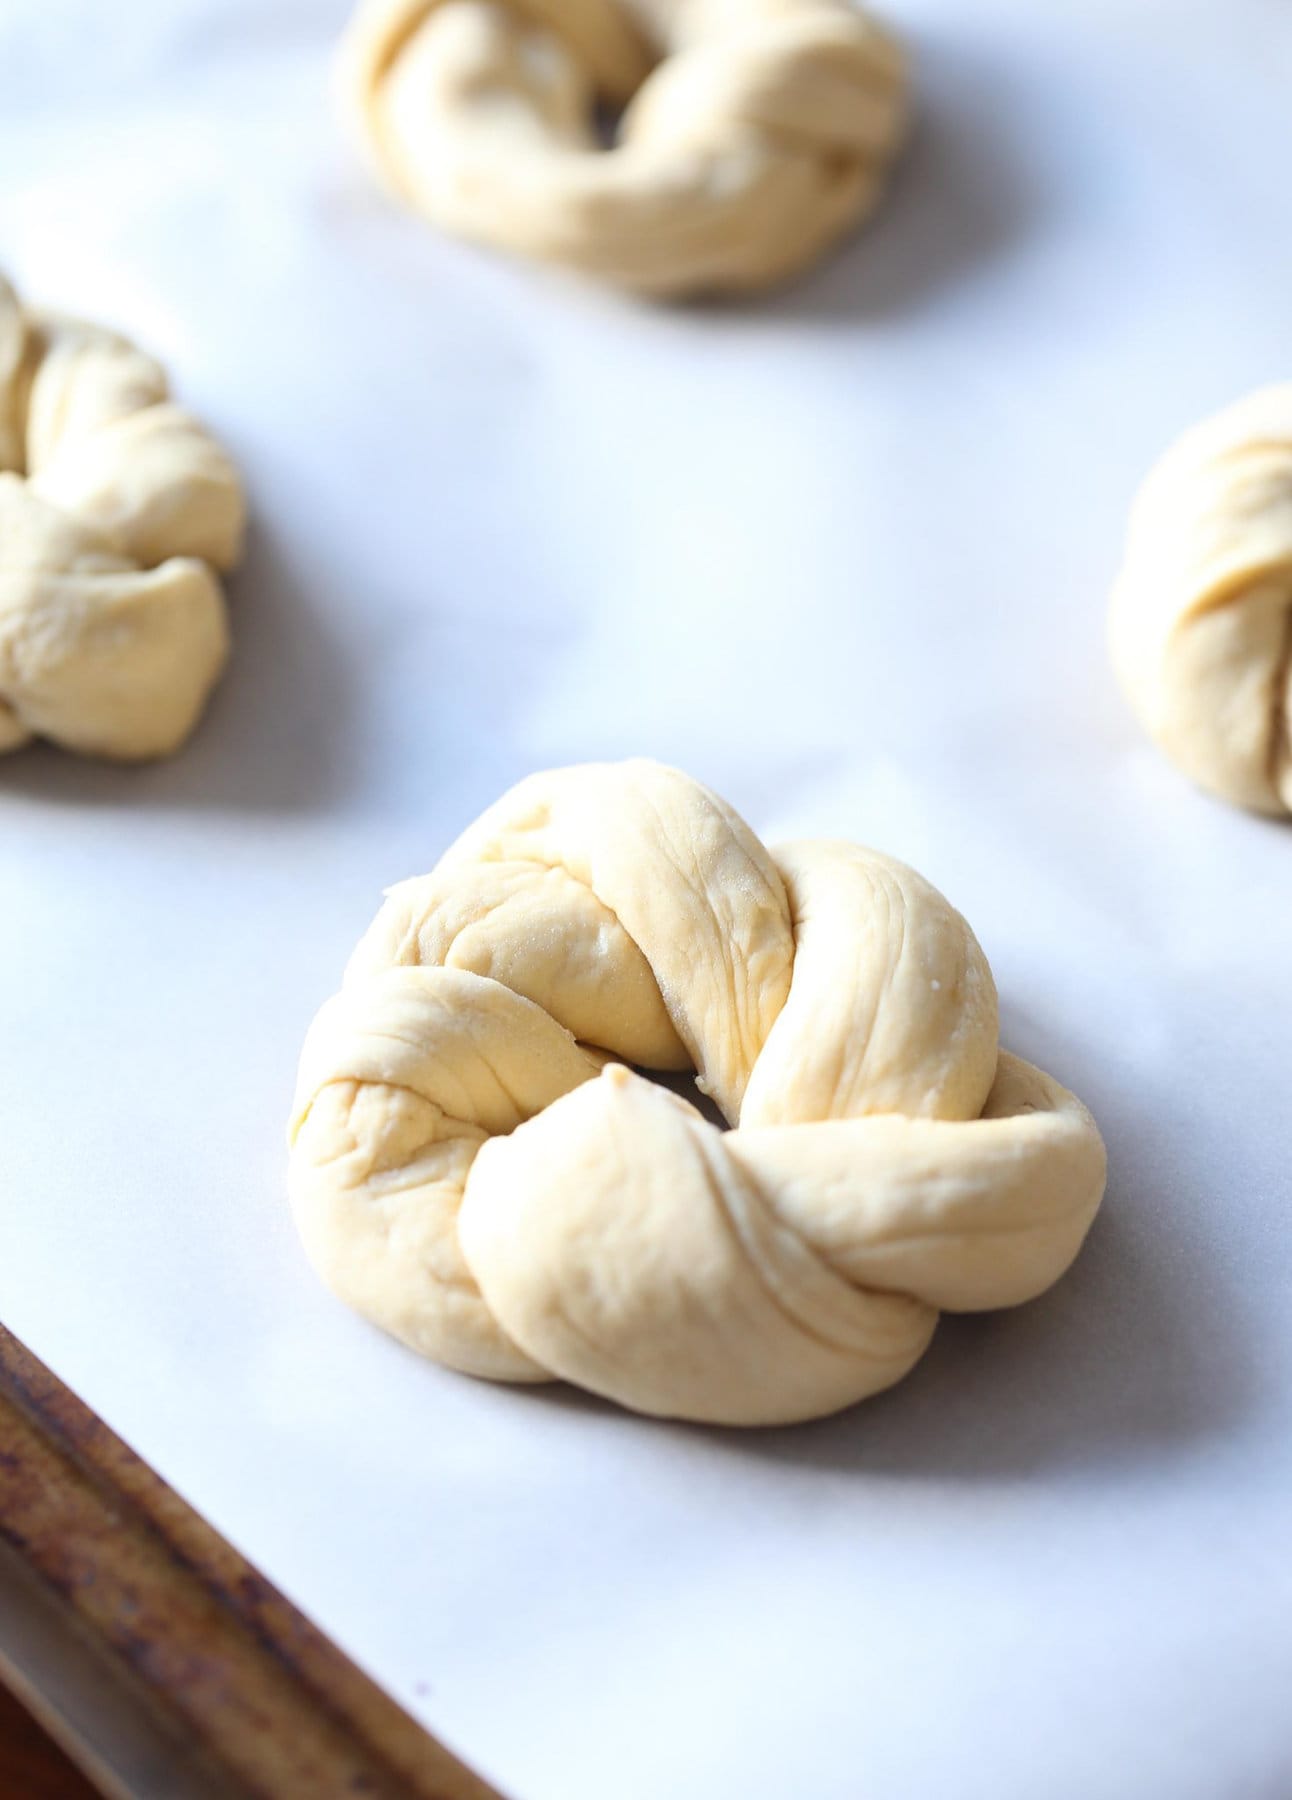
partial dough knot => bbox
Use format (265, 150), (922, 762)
(0, 275), (244, 760)
(289, 761), (1105, 1425)
(1110, 384), (1292, 815)
(340, 0), (909, 295)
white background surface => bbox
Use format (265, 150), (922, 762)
(2, 2), (1291, 1796)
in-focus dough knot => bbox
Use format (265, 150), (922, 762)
(340, 0), (909, 295)
(289, 761), (1105, 1425)
(1110, 383), (1292, 815)
(0, 274), (245, 760)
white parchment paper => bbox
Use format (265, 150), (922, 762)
(2, 2), (1290, 1795)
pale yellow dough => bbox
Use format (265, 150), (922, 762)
(1110, 384), (1292, 815)
(338, 0), (909, 297)
(289, 761), (1106, 1426)
(0, 274), (245, 761)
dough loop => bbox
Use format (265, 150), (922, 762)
(0, 274), (244, 760)
(340, 0), (909, 296)
(289, 762), (1105, 1425)
(1110, 384), (1292, 815)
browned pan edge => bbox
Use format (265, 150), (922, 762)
(0, 1324), (505, 1800)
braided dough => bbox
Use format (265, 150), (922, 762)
(1110, 384), (1292, 815)
(340, 0), (909, 296)
(289, 762), (1105, 1426)
(0, 275), (244, 761)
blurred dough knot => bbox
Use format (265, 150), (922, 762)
(0, 275), (245, 761)
(1110, 384), (1292, 815)
(289, 761), (1105, 1426)
(339, 0), (909, 296)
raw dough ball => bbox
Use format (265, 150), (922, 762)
(289, 761), (1106, 1426)
(1110, 384), (1292, 815)
(339, 0), (909, 297)
(0, 274), (245, 761)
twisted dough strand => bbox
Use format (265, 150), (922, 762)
(339, 0), (909, 295)
(1110, 383), (1292, 815)
(290, 762), (1105, 1425)
(0, 275), (244, 760)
